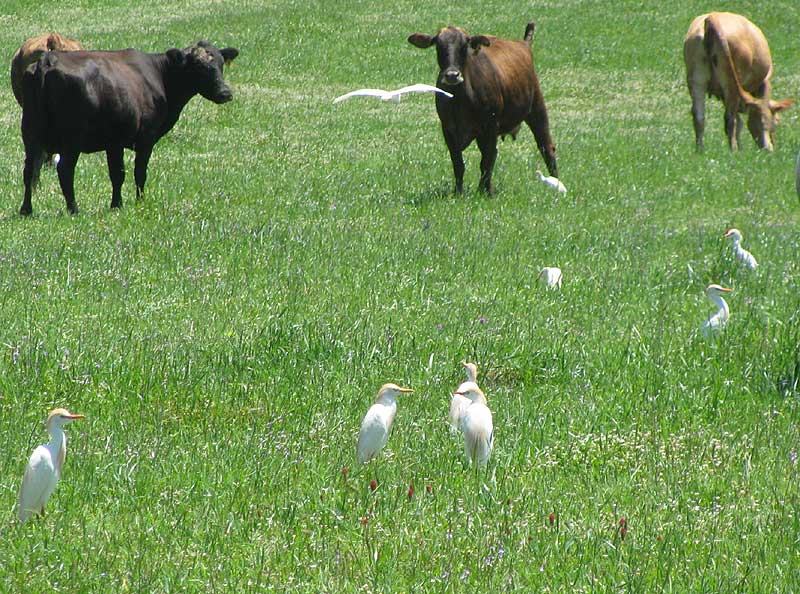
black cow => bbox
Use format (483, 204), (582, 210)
(409, 22), (558, 194)
(19, 40), (238, 215)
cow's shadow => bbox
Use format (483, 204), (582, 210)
(404, 185), (492, 207)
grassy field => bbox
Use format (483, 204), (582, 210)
(0, 0), (799, 591)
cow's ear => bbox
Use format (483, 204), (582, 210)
(221, 47), (239, 65)
(167, 48), (185, 66)
(408, 33), (436, 49)
(769, 98), (794, 113)
(469, 35), (491, 51)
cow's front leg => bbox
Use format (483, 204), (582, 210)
(134, 145), (153, 199)
(443, 128), (465, 193)
(476, 133), (498, 194)
(734, 113), (744, 148)
(724, 107), (740, 151)
(56, 151), (80, 214)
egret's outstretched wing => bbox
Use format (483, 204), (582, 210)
(333, 88), (389, 104)
(393, 83), (453, 98)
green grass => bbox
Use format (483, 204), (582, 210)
(1, 0), (799, 591)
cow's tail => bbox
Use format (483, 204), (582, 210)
(703, 15), (758, 106)
(524, 22), (535, 45)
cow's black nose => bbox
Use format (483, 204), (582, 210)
(443, 69), (463, 85)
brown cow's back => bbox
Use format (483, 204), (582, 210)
(10, 33), (83, 106)
(481, 37), (536, 127)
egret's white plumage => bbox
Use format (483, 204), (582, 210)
(17, 408), (84, 523)
(449, 361), (478, 432)
(535, 170), (567, 194)
(539, 267), (563, 289)
(701, 284), (732, 338)
(334, 84), (454, 104)
(724, 228), (758, 270)
(357, 383), (413, 464)
(454, 382), (494, 467)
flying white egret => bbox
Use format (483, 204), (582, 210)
(334, 83), (454, 104)
(357, 383), (413, 464)
(454, 382), (494, 467)
(449, 361), (478, 432)
(723, 228), (758, 270)
(701, 284), (732, 338)
(535, 170), (567, 194)
(539, 267), (563, 289)
(17, 408), (85, 523)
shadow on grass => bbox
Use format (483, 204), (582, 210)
(403, 185), (494, 207)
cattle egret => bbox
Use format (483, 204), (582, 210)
(536, 170), (567, 194)
(357, 383), (413, 464)
(333, 84), (453, 104)
(17, 408), (84, 523)
(454, 382), (494, 467)
(449, 361), (478, 432)
(701, 284), (732, 338)
(539, 267), (563, 289)
(723, 228), (758, 269)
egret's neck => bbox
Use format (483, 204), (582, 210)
(709, 294), (729, 317)
(375, 394), (397, 407)
(731, 237), (742, 249)
(469, 393), (488, 406)
(47, 425), (67, 474)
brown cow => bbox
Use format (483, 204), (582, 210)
(10, 33), (83, 107)
(409, 22), (558, 194)
(684, 12), (793, 151)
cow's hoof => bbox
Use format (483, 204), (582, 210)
(19, 207), (32, 217)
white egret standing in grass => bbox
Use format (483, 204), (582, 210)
(334, 84), (454, 104)
(723, 228), (758, 270)
(454, 382), (494, 467)
(17, 408), (85, 523)
(449, 361), (478, 432)
(539, 267), (563, 289)
(357, 383), (413, 464)
(701, 284), (732, 338)
(535, 170), (567, 194)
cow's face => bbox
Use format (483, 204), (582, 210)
(171, 41), (239, 104)
(408, 27), (491, 88)
(746, 98), (794, 150)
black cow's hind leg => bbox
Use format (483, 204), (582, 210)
(107, 147), (125, 208)
(134, 146), (153, 199)
(526, 84), (559, 178)
(56, 151), (80, 214)
(21, 146), (46, 216)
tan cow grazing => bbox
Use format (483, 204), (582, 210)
(10, 33), (83, 107)
(684, 12), (793, 151)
